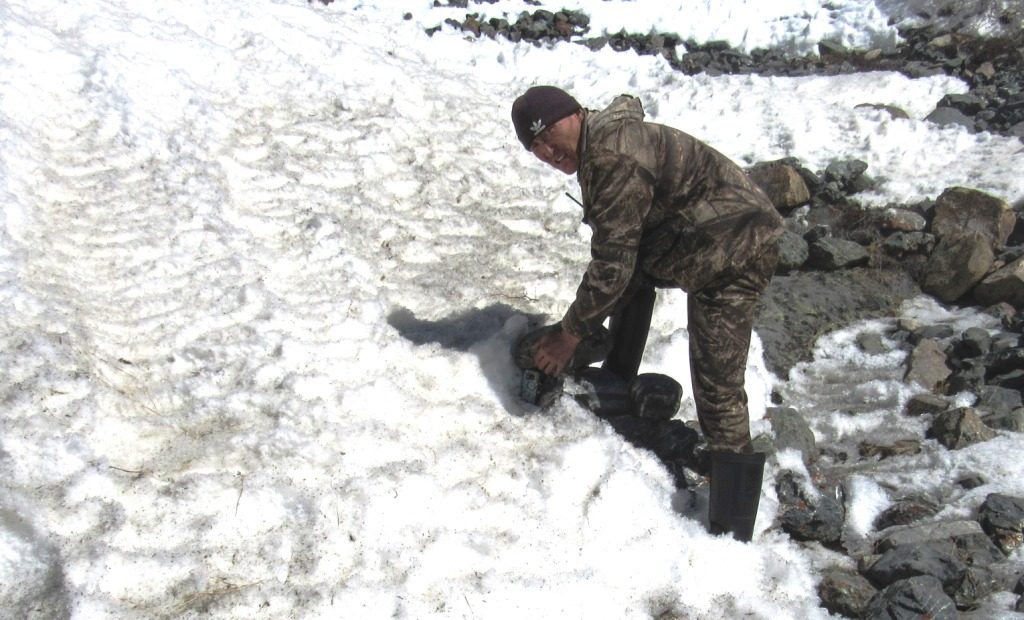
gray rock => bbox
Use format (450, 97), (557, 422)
(873, 496), (940, 530)
(904, 392), (951, 417)
(881, 208), (927, 232)
(824, 158), (869, 190)
(747, 161), (811, 210)
(818, 569), (878, 618)
(957, 327), (993, 359)
(920, 231), (996, 303)
(926, 106), (978, 131)
(986, 347), (1024, 377)
(952, 565), (1001, 610)
(978, 493), (1024, 555)
(983, 407), (1024, 432)
(927, 407), (997, 450)
(864, 543), (967, 594)
(857, 331), (888, 355)
(975, 385), (1023, 415)
(931, 187), (1016, 250)
(883, 231), (936, 257)
(766, 406), (816, 462)
(904, 338), (951, 391)
(808, 237), (870, 270)
(776, 470), (845, 543)
(775, 229), (809, 273)
(975, 256), (1024, 308)
(874, 520), (1005, 567)
(862, 575), (958, 620)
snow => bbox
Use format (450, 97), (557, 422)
(1, 0), (1023, 618)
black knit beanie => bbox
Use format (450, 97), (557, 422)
(511, 86), (581, 150)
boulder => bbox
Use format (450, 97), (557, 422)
(874, 519), (1005, 567)
(930, 187), (1015, 250)
(862, 575), (958, 620)
(904, 338), (951, 391)
(863, 543), (967, 595)
(776, 229), (810, 272)
(926, 106), (977, 131)
(873, 496), (940, 530)
(818, 569), (878, 618)
(880, 208), (927, 232)
(903, 392), (951, 417)
(919, 231), (995, 303)
(766, 406), (816, 463)
(747, 161), (811, 209)
(978, 493), (1024, 555)
(807, 237), (870, 270)
(927, 407), (997, 449)
(776, 470), (845, 543)
(974, 255), (1024, 308)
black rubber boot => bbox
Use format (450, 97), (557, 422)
(602, 286), (656, 381)
(708, 451), (766, 542)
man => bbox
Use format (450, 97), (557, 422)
(511, 85), (784, 542)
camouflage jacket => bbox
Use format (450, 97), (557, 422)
(561, 95), (784, 338)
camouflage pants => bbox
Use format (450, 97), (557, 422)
(688, 244), (778, 453)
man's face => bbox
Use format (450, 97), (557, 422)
(530, 110), (583, 175)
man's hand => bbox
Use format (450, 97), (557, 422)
(533, 329), (582, 377)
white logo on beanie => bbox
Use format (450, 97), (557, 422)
(530, 119), (545, 136)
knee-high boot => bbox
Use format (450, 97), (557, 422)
(708, 451), (766, 542)
(602, 286), (656, 381)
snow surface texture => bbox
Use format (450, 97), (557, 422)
(1, 0), (1023, 618)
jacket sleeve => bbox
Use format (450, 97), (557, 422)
(562, 152), (654, 338)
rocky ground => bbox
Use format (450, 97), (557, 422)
(418, 3), (1024, 617)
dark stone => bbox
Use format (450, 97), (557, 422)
(775, 229), (809, 272)
(978, 493), (1024, 554)
(904, 393), (951, 416)
(975, 384), (1023, 415)
(986, 347), (1024, 377)
(856, 331), (888, 355)
(957, 326), (993, 359)
(952, 565), (1000, 610)
(873, 496), (940, 530)
(824, 159), (869, 191)
(861, 575), (958, 620)
(926, 106), (978, 131)
(883, 231), (936, 257)
(807, 237), (870, 270)
(818, 569), (878, 618)
(927, 407), (997, 449)
(766, 407), (816, 462)
(919, 231), (996, 303)
(776, 470), (844, 543)
(863, 543), (967, 594)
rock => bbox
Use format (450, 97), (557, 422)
(986, 347), (1024, 377)
(952, 565), (1001, 610)
(818, 569), (878, 618)
(983, 407), (1024, 432)
(974, 255), (1024, 308)
(978, 493), (1024, 555)
(975, 385), (1023, 415)
(926, 106), (978, 131)
(861, 575), (958, 620)
(629, 373), (682, 420)
(856, 331), (888, 355)
(776, 470), (845, 544)
(947, 359), (987, 393)
(903, 392), (951, 417)
(874, 519), (1006, 566)
(824, 159), (869, 191)
(938, 93), (988, 115)
(930, 187), (1016, 250)
(775, 229), (809, 273)
(747, 161), (811, 210)
(859, 439), (922, 459)
(766, 407), (816, 462)
(873, 496), (940, 530)
(882, 231), (936, 257)
(927, 407), (997, 449)
(955, 326), (993, 359)
(855, 103), (911, 120)
(880, 208), (927, 232)
(863, 543), (967, 594)
(919, 231), (996, 303)
(904, 338), (951, 391)
(807, 237), (870, 270)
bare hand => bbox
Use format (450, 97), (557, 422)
(533, 329), (582, 376)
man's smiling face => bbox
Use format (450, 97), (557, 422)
(529, 110), (583, 175)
